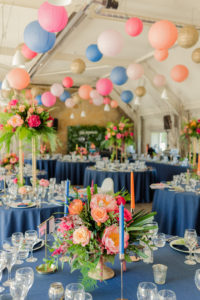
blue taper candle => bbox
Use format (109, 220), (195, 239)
(64, 179), (70, 216)
(119, 204), (124, 256)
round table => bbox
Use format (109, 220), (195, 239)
(152, 188), (200, 236)
(84, 167), (157, 203)
(25, 159), (57, 179)
(55, 161), (95, 185)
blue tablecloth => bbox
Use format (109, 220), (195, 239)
(55, 161), (95, 185)
(25, 159), (57, 179)
(2, 239), (200, 299)
(84, 167), (157, 203)
(152, 189), (200, 236)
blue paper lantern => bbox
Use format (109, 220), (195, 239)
(110, 66), (128, 86)
(121, 90), (133, 103)
(60, 90), (71, 102)
(35, 94), (42, 105)
(86, 44), (102, 62)
(0, 82), (2, 89)
(24, 21), (56, 53)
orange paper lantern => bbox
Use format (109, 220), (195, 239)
(78, 85), (92, 100)
(170, 65), (189, 82)
(7, 68), (30, 90)
(154, 49), (168, 61)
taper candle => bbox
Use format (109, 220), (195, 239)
(130, 172), (135, 211)
(119, 204), (124, 255)
(197, 154), (200, 176)
(64, 179), (70, 216)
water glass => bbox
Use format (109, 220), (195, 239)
(10, 280), (27, 300)
(158, 289), (176, 299)
(65, 283), (84, 300)
(0, 251), (6, 292)
(184, 229), (197, 265)
(194, 247), (200, 263)
(15, 267), (34, 297)
(11, 232), (24, 264)
(3, 251), (17, 286)
(195, 269), (200, 290)
(74, 292), (93, 300)
(137, 282), (158, 300)
(143, 246), (153, 264)
(48, 282), (64, 300)
(152, 264), (168, 284)
(153, 233), (166, 248)
(25, 230), (38, 262)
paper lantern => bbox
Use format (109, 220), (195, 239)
(78, 85), (92, 100)
(65, 98), (75, 108)
(7, 68), (30, 90)
(50, 83), (64, 97)
(97, 30), (124, 57)
(110, 100), (118, 108)
(126, 63), (144, 80)
(103, 97), (111, 105)
(25, 89), (32, 100)
(96, 78), (113, 96)
(154, 49), (168, 61)
(125, 17), (143, 37)
(24, 21), (56, 53)
(170, 65), (189, 82)
(47, 0), (71, 5)
(110, 66), (128, 86)
(148, 20), (178, 50)
(72, 94), (81, 104)
(60, 90), (71, 102)
(42, 91), (56, 107)
(38, 2), (68, 33)
(62, 76), (73, 88)
(93, 95), (103, 106)
(35, 94), (42, 105)
(21, 44), (37, 60)
(178, 25), (199, 48)
(121, 90), (133, 103)
(70, 59), (85, 74)
(192, 48), (200, 63)
(135, 86), (146, 97)
(153, 74), (166, 87)
(90, 90), (100, 99)
(31, 86), (41, 98)
(86, 44), (102, 62)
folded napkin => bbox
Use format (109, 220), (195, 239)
(172, 244), (188, 251)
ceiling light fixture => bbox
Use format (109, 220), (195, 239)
(104, 104), (110, 111)
(134, 96), (140, 105)
(161, 88), (168, 100)
(80, 110), (86, 118)
(2, 78), (10, 91)
(70, 113), (75, 119)
(12, 50), (26, 68)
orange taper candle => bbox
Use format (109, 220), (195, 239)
(131, 172), (135, 211)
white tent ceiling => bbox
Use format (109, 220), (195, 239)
(0, 0), (200, 119)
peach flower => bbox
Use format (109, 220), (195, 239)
(73, 226), (91, 247)
(102, 224), (129, 254)
(18, 186), (27, 195)
(36, 107), (43, 114)
(28, 107), (34, 114)
(10, 157), (17, 164)
(18, 105), (26, 112)
(39, 179), (49, 187)
(69, 199), (83, 215)
(91, 207), (109, 224)
(7, 115), (24, 128)
(90, 194), (117, 212)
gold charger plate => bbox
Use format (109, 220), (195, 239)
(36, 263), (57, 274)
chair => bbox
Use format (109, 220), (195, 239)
(101, 178), (114, 193)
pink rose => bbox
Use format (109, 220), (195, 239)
(124, 131), (129, 137)
(18, 186), (27, 195)
(119, 122), (125, 128)
(196, 128), (200, 134)
(113, 126), (117, 131)
(116, 196), (126, 206)
(7, 115), (24, 128)
(198, 119), (200, 123)
(57, 218), (74, 233)
(114, 208), (132, 222)
(52, 245), (64, 256)
(91, 207), (109, 224)
(73, 226), (91, 247)
(39, 179), (49, 187)
(46, 116), (54, 128)
(129, 132), (134, 137)
(0, 124), (3, 130)
(90, 194), (118, 212)
(18, 105), (26, 112)
(107, 132), (111, 138)
(36, 107), (43, 114)
(102, 225), (129, 254)
(105, 135), (108, 140)
(13, 178), (18, 184)
(116, 133), (121, 139)
(28, 115), (41, 128)
(9, 99), (18, 106)
(10, 157), (17, 164)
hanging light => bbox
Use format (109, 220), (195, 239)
(70, 113), (74, 119)
(134, 96), (140, 105)
(12, 50), (26, 68)
(2, 78), (11, 91)
(161, 88), (168, 100)
(104, 104), (110, 111)
(80, 110), (86, 118)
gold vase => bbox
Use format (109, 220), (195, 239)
(88, 256), (115, 281)
(18, 139), (23, 185)
(32, 136), (37, 189)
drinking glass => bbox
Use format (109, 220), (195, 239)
(158, 289), (176, 299)
(152, 264), (168, 284)
(153, 233), (166, 248)
(74, 292), (93, 300)
(48, 282), (64, 300)
(3, 251), (17, 286)
(0, 251), (6, 292)
(195, 269), (200, 290)
(25, 230), (38, 262)
(184, 229), (197, 265)
(137, 282), (158, 300)
(146, 222), (158, 250)
(11, 232), (24, 264)
(15, 267), (34, 297)
(10, 280), (27, 300)
(65, 283), (84, 300)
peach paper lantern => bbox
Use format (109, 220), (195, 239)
(7, 68), (30, 90)
(170, 65), (189, 82)
(153, 74), (166, 87)
(78, 85), (92, 100)
(154, 49), (168, 61)
(126, 63), (144, 80)
(96, 78), (113, 96)
(65, 98), (75, 108)
(148, 20), (178, 50)
(125, 17), (143, 37)
(110, 100), (118, 108)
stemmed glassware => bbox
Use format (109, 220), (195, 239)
(137, 282), (158, 300)
(184, 229), (198, 265)
(15, 267), (34, 298)
(0, 251), (6, 292)
(195, 269), (200, 290)
(11, 232), (24, 265)
(3, 250), (17, 287)
(10, 280), (27, 300)
(65, 283), (84, 300)
(25, 230), (38, 263)
(74, 292), (93, 300)
(158, 289), (176, 299)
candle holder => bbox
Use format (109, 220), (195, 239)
(116, 254), (128, 300)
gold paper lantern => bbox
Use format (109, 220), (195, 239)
(178, 25), (199, 48)
(135, 86), (146, 97)
(72, 93), (81, 104)
(31, 86), (41, 98)
(192, 48), (200, 63)
(70, 59), (86, 74)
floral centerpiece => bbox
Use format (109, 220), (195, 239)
(49, 187), (155, 290)
(102, 117), (134, 161)
(0, 153), (19, 171)
(75, 146), (88, 157)
(40, 142), (50, 155)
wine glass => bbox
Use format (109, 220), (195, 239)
(3, 250), (17, 287)
(15, 267), (34, 297)
(10, 280), (27, 300)
(0, 251), (6, 292)
(25, 230), (38, 263)
(11, 232), (24, 265)
(137, 282), (158, 300)
(184, 229), (197, 265)
(65, 283), (84, 300)
(158, 289), (176, 300)
(195, 269), (200, 290)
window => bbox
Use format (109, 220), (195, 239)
(151, 132), (167, 152)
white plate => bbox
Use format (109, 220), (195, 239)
(169, 238), (199, 254)
(33, 239), (45, 251)
(8, 202), (36, 208)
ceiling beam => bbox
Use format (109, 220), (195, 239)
(0, 0), (39, 9)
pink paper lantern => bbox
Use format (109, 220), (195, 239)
(93, 96), (103, 106)
(97, 30), (124, 57)
(7, 68), (30, 90)
(110, 100), (118, 108)
(153, 74), (166, 87)
(103, 97), (111, 105)
(154, 49), (168, 61)
(96, 78), (113, 96)
(42, 91), (56, 107)
(78, 85), (92, 100)
(65, 98), (75, 108)
(170, 65), (189, 82)
(125, 17), (143, 37)
(126, 63), (144, 80)
(50, 83), (64, 97)
(38, 1), (68, 33)
(148, 20), (178, 50)
(21, 43), (37, 59)
(62, 76), (73, 88)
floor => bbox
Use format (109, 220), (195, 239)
(125, 202), (153, 212)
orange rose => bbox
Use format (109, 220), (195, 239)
(190, 121), (196, 127)
(69, 199), (83, 215)
(91, 207), (109, 224)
